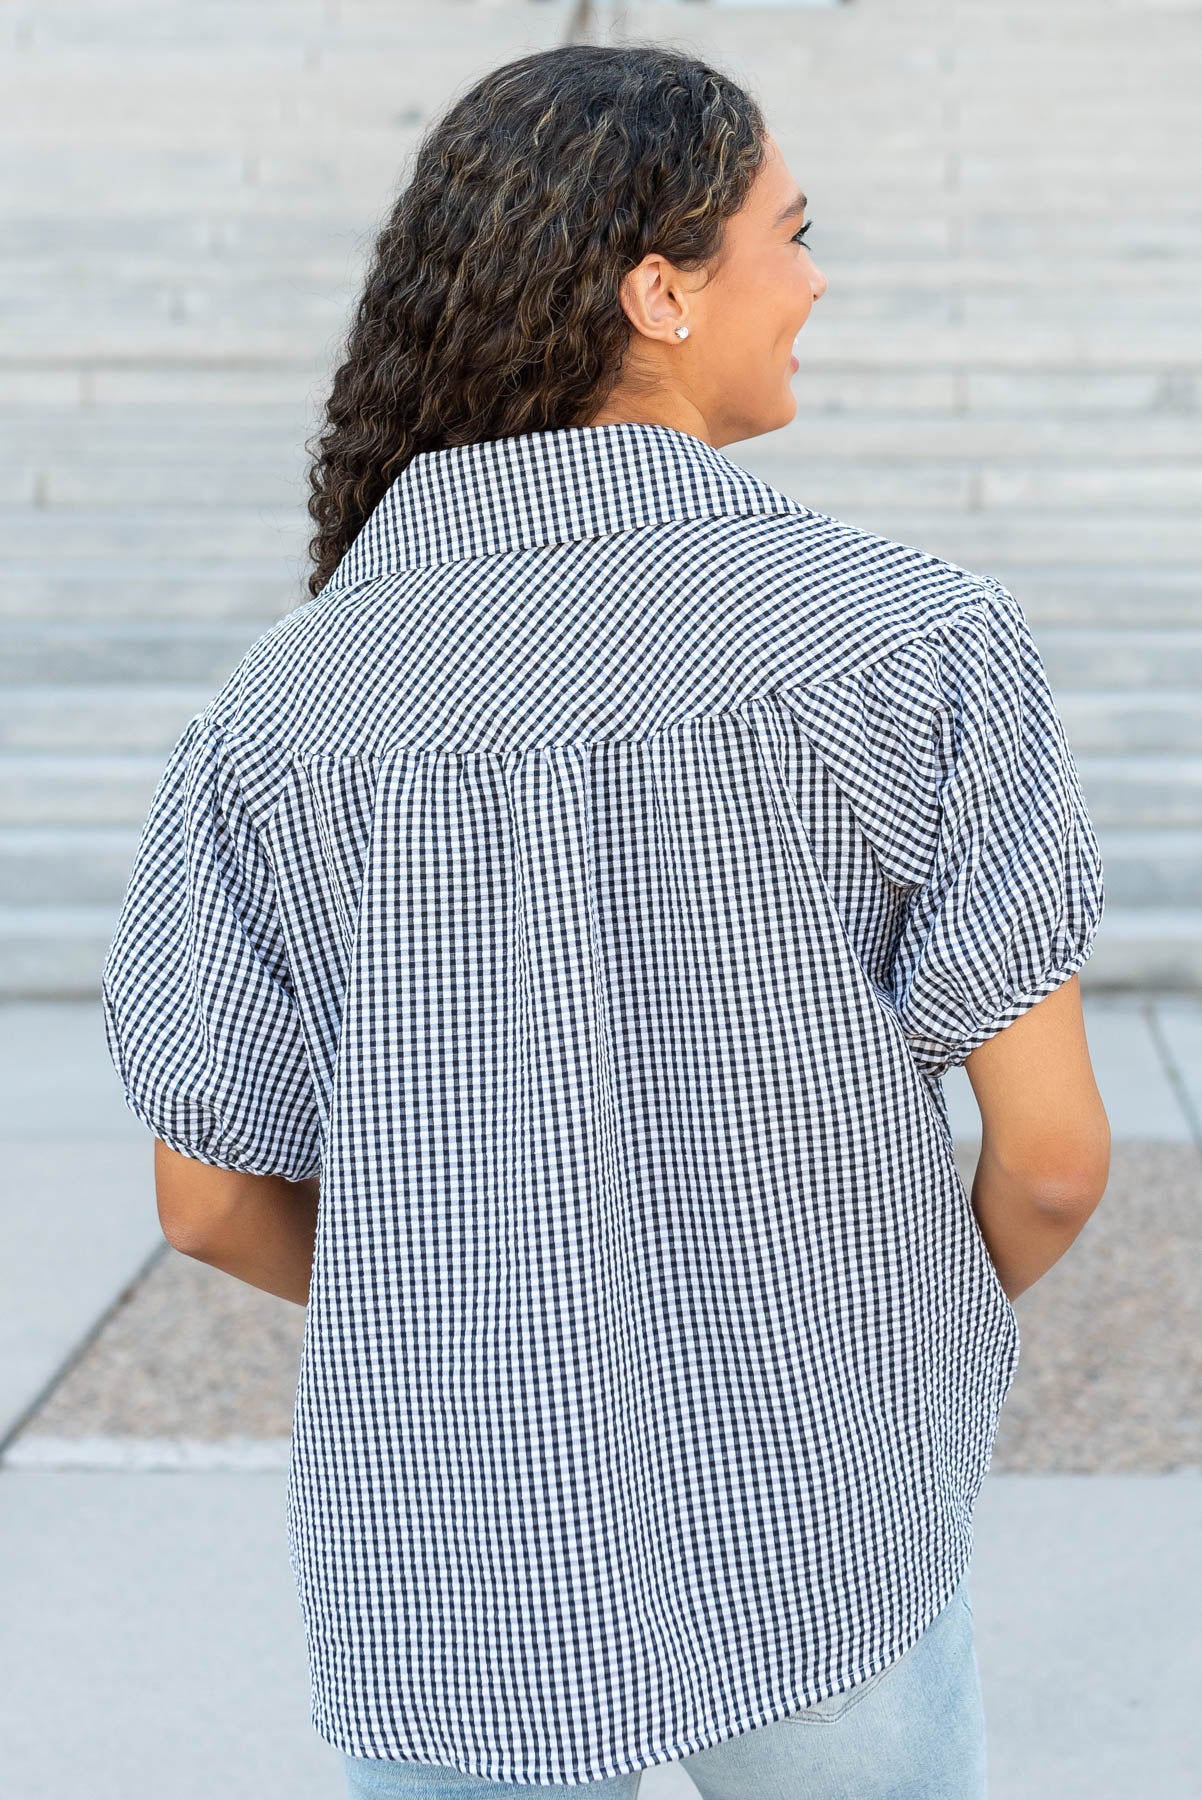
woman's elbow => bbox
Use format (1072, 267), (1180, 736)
(153, 1138), (243, 1256)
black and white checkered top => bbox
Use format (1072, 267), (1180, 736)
(101, 421), (1104, 1786)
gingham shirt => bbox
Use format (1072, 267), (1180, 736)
(101, 421), (1104, 1786)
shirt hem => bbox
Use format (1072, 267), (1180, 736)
(313, 1547), (974, 1788)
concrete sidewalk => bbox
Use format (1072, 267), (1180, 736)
(2, 1464), (1198, 1800)
(2, 992), (1200, 1799)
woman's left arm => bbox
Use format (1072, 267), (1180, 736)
(153, 1138), (319, 1307)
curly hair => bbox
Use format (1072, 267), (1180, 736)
(304, 42), (767, 596)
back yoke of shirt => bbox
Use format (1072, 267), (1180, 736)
(101, 422), (1104, 1785)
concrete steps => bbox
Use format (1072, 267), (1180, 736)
(2, 0), (1199, 995)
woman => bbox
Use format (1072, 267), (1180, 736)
(101, 41), (1109, 1800)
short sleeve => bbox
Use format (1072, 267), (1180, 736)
(888, 579), (1105, 1081)
(100, 712), (323, 1181)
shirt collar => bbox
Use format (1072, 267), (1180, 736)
(322, 420), (807, 591)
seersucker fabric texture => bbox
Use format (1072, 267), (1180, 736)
(101, 421), (1104, 1786)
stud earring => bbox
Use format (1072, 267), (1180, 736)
(674, 325), (689, 339)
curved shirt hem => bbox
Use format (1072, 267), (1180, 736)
(313, 1547), (975, 1789)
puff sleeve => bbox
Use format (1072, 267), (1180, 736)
(888, 579), (1105, 1081)
(100, 712), (322, 1181)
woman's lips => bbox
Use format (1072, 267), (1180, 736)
(789, 353), (800, 371)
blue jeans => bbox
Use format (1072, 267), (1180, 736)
(341, 1569), (987, 1798)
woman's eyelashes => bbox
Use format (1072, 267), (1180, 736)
(790, 220), (812, 247)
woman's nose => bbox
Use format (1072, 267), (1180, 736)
(811, 263), (828, 301)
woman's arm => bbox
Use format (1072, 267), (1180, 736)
(153, 1138), (319, 1306)
(970, 1140), (1105, 1302)
(963, 972), (1111, 1301)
